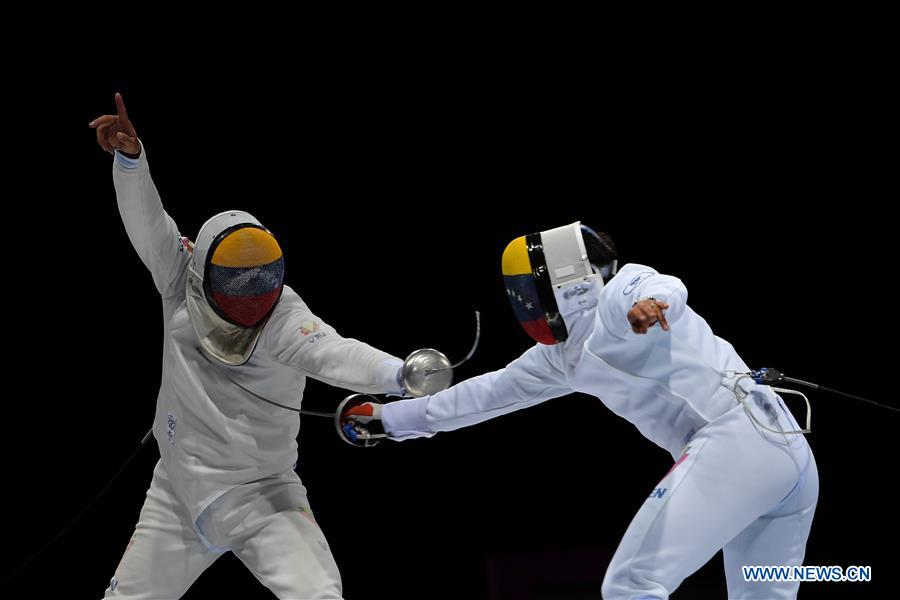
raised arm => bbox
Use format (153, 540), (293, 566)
(90, 93), (190, 298)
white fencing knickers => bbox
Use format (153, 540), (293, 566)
(601, 390), (819, 599)
(103, 460), (343, 599)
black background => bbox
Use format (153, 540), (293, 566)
(3, 57), (896, 599)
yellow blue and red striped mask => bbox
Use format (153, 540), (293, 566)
(501, 222), (596, 345)
(204, 224), (284, 327)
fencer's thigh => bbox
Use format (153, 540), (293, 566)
(103, 460), (223, 599)
(723, 450), (819, 599)
(231, 507), (342, 599)
(204, 471), (342, 599)
(601, 404), (805, 600)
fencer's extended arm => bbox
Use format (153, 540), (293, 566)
(112, 143), (190, 298)
(267, 291), (404, 395)
(381, 344), (573, 440)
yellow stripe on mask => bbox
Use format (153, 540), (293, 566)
(502, 236), (532, 276)
(212, 227), (282, 267)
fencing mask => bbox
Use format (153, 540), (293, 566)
(185, 210), (284, 365)
(501, 221), (617, 345)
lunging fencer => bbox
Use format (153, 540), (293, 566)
(346, 222), (819, 599)
(89, 93), (448, 599)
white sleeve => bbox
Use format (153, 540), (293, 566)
(266, 291), (404, 395)
(601, 267), (689, 336)
(382, 344), (573, 440)
(112, 143), (190, 299)
(632, 272), (688, 322)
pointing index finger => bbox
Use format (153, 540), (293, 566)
(656, 307), (669, 331)
(649, 300), (669, 331)
(114, 92), (129, 121)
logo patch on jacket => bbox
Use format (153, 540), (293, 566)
(563, 283), (592, 299)
(300, 320), (320, 336)
(623, 271), (655, 295)
(166, 412), (177, 445)
(178, 236), (194, 254)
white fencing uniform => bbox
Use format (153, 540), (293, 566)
(382, 264), (818, 599)
(103, 147), (403, 599)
